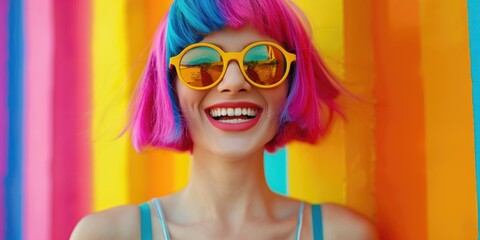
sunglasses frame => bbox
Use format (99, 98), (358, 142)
(169, 41), (297, 90)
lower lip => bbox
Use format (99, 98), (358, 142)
(206, 112), (262, 131)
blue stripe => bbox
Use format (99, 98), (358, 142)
(6, 0), (24, 239)
(264, 147), (287, 195)
(467, 0), (480, 237)
(311, 204), (324, 240)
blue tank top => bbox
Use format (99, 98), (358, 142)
(139, 199), (324, 240)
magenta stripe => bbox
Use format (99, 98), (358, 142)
(52, 1), (91, 239)
(24, 0), (53, 239)
(0, 0), (8, 238)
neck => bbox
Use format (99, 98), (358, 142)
(179, 147), (276, 224)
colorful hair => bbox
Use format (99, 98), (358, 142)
(131, 0), (342, 152)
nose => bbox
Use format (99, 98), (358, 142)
(216, 61), (251, 93)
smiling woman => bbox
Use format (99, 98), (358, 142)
(70, 0), (377, 239)
(130, 0), (342, 153)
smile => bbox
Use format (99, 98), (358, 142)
(205, 103), (262, 131)
(208, 107), (258, 123)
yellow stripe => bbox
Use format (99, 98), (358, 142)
(288, 0), (346, 204)
(293, 0), (345, 79)
(92, 0), (129, 210)
(420, 0), (478, 238)
(288, 123), (346, 203)
(173, 152), (191, 191)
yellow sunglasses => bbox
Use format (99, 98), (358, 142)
(169, 41), (296, 90)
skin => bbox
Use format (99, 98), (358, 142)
(71, 26), (378, 240)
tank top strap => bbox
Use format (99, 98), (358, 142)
(294, 201), (306, 240)
(139, 202), (152, 240)
(142, 200), (319, 240)
(152, 198), (171, 240)
(311, 204), (324, 240)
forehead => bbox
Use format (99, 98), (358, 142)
(200, 26), (278, 52)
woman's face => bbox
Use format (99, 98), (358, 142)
(176, 26), (288, 160)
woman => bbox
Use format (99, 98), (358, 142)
(71, 0), (378, 239)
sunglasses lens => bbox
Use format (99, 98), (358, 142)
(243, 44), (287, 86)
(179, 46), (223, 88)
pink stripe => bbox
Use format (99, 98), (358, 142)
(0, 0), (8, 238)
(24, 0), (53, 239)
(52, 1), (91, 239)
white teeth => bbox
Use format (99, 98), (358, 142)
(218, 118), (251, 123)
(208, 107), (259, 118)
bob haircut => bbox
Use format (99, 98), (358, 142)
(131, 0), (342, 152)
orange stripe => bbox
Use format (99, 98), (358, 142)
(142, 0), (178, 199)
(147, 0), (168, 34)
(343, 0), (376, 219)
(372, 0), (428, 239)
(125, 0), (176, 203)
(420, 0), (477, 238)
(126, 0), (150, 204)
(147, 151), (176, 197)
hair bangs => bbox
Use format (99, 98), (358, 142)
(218, 0), (297, 49)
(167, 0), (226, 55)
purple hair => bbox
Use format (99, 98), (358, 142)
(130, 0), (342, 152)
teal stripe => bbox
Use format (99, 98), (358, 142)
(139, 203), (152, 240)
(6, 0), (24, 239)
(311, 205), (323, 240)
(467, 0), (480, 237)
(264, 147), (287, 195)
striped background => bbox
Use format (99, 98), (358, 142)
(1, 0), (478, 239)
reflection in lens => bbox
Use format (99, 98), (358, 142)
(243, 45), (286, 86)
(179, 46), (223, 88)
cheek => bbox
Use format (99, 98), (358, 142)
(175, 79), (206, 124)
(264, 83), (289, 114)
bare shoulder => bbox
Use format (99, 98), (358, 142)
(70, 205), (141, 240)
(321, 203), (378, 240)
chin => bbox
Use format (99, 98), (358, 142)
(195, 136), (270, 161)
(222, 139), (266, 158)
(214, 146), (262, 161)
